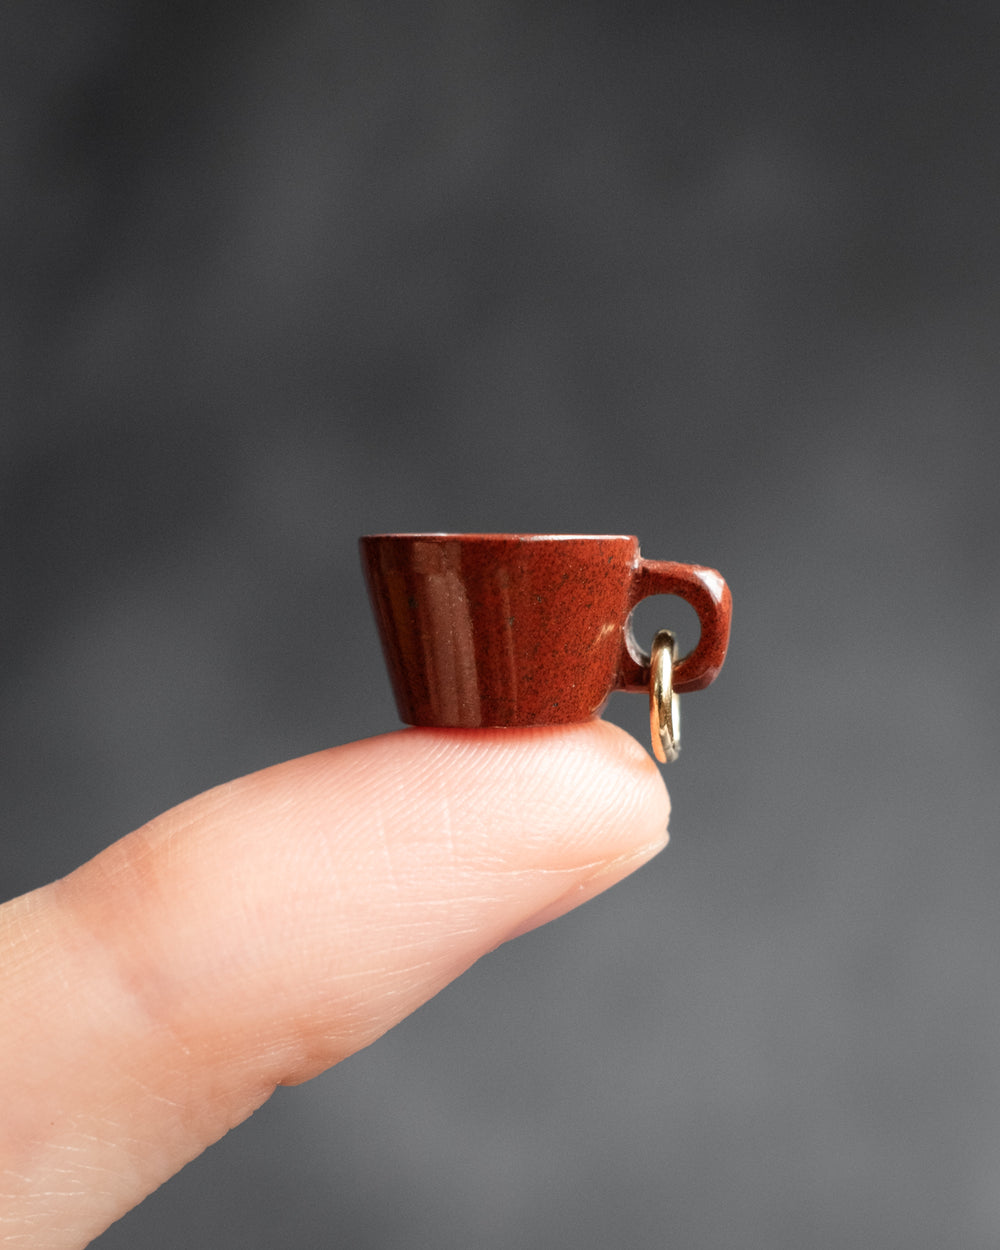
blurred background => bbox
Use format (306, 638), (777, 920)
(3, 1), (999, 1246)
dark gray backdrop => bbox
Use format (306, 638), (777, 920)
(3, 2), (999, 1246)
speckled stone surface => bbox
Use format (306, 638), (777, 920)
(360, 534), (731, 728)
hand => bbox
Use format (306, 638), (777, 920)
(0, 720), (668, 1248)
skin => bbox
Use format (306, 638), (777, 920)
(0, 720), (669, 1248)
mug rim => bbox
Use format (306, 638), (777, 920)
(361, 532), (638, 542)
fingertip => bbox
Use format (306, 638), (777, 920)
(404, 716), (670, 818)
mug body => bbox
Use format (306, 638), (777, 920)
(360, 533), (639, 727)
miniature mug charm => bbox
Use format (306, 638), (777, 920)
(359, 533), (731, 761)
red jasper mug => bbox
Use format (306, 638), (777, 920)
(360, 533), (731, 732)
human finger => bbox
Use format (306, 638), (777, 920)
(0, 719), (668, 1248)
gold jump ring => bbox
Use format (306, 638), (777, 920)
(650, 629), (681, 764)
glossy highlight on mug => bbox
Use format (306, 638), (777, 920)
(360, 533), (731, 730)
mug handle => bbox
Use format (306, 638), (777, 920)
(619, 561), (732, 695)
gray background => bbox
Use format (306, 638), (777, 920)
(3, 2), (999, 1246)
